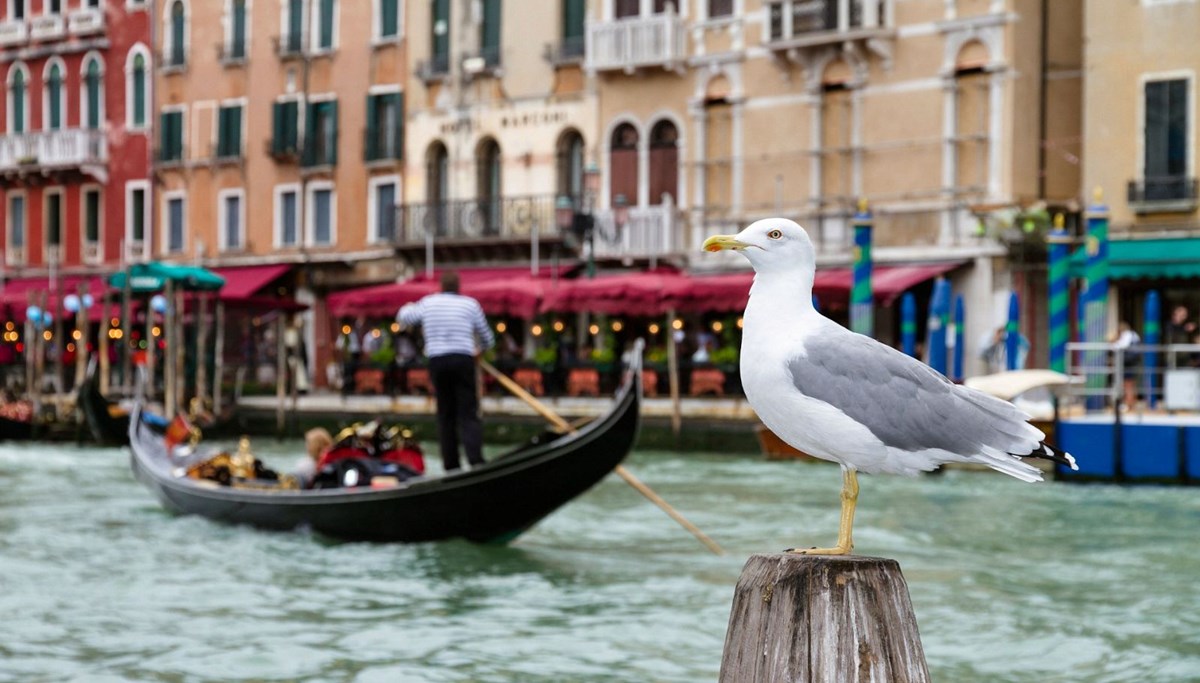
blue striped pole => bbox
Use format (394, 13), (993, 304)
(900, 292), (917, 357)
(926, 278), (950, 374)
(850, 199), (874, 337)
(1047, 214), (1069, 373)
(1084, 188), (1110, 409)
(1144, 290), (1161, 408)
(952, 294), (965, 382)
(1005, 291), (1021, 370)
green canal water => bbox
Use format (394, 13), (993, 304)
(1, 441), (1198, 682)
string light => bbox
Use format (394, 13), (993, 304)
(43, 330), (52, 341)
(736, 317), (744, 329)
(66, 343), (75, 353)
(152, 326), (161, 337)
(4, 321), (12, 331)
(552, 320), (564, 332)
(110, 317), (120, 327)
(611, 321), (623, 332)
(390, 322), (400, 333)
(496, 321), (507, 334)
(648, 323), (660, 334)
(341, 324), (351, 335)
(72, 330), (82, 340)
(712, 321), (723, 333)
(588, 323), (599, 335)
(531, 324), (543, 337)
(671, 319), (684, 330)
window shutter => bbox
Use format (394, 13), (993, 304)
(482, 0), (501, 56)
(381, 0), (398, 37)
(288, 0), (304, 51)
(231, 107), (242, 157)
(328, 100), (339, 165)
(304, 101), (318, 165)
(393, 92), (405, 160)
(433, 0), (449, 60)
(563, 0), (583, 40)
(132, 60), (145, 127)
(320, 0), (335, 49)
(365, 94), (378, 160)
(272, 102), (284, 155)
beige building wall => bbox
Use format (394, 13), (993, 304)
(1083, 0), (1199, 232)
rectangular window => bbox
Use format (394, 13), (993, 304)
(379, 0), (399, 39)
(286, 0), (303, 53)
(431, 0), (449, 72)
(128, 185), (147, 245)
(84, 188), (101, 243)
(8, 194), (24, 253)
(230, 0), (247, 59)
(46, 192), (62, 249)
(48, 0), (61, 13)
(13, 0), (24, 20)
(278, 187), (299, 246)
(311, 187), (333, 245)
(372, 179), (396, 242)
(272, 99), (300, 156)
(481, 0), (501, 66)
(615, 0), (638, 18)
(221, 192), (243, 250)
(217, 104), (243, 158)
(167, 196), (185, 253)
(304, 99), (338, 167)
(1144, 78), (1190, 200)
(318, 0), (335, 50)
(708, 0), (733, 18)
(160, 109), (184, 161)
(562, 0), (584, 57)
(365, 92), (403, 161)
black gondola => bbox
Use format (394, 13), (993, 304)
(129, 362), (642, 544)
(79, 362), (130, 446)
(0, 414), (33, 441)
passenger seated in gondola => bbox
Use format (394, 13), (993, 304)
(310, 422), (425, 489)
(294, 427), (333, 489)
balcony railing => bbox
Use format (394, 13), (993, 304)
(0, 129), (107, 174)
(1127, 176), (1199, 213)
(396, 195), (558, 244)
(765, 0), (889, 46)
(29, 14), (65, 41)
(544, 36), (585, 66)
(363, 129), (402, 163)
(416, 54), (451, 81)
(592, 202), (681, 261)
(586, 12), (686, 72)
(0, 20), (27, 46)
(274, 33), (304, 58)
(67, 7), (104, 36)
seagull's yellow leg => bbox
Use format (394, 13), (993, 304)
(788, 467), (858, 556)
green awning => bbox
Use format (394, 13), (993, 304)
(108, 262), (225, 292)
(1069, 238), (1200, 280)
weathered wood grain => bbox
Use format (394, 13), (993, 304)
(719, 554), (930, 683)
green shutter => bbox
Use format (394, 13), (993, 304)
(304, 101), (317, 165)
(288, 0), (303, 51)
(232, 0), (246, 58)
(320, 0), (335, 49)
(271, 102), (284, 155)
(229, 106), (242, 157)
(160, 111), (171, 159)
(86, 62), (101, 129)
(328, 100), (338, 165)
(12, 71), (24, 133)
(365, 94), (378, 161)
(432, 0), (449, 61)
(285, 101), (298, 152)
(171, 2), (185, 65)
(482, 0), (501, 57)
(133, 58), (145, 127)
(86, 191), (100, 242)
(48, 194), (61, 247)
(48, 67), (62, 130)
(132, 189), (145, 242)
(393, 92), (405, 160)
(381, 0), (398, 37)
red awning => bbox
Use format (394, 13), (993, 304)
(0, 275), (110, 322)
(541, 269), (690, 316)
(211, 264), (292, 301)
(327, 266), (576, 320)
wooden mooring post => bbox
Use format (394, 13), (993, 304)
(720, 554), (930, 683)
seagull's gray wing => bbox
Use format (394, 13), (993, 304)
(789, 331), (1041, 456)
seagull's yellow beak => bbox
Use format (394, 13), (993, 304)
(702, 234), (750, 253)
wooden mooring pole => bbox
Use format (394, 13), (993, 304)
(720, 554), (930, 683)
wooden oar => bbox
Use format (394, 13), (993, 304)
(480, 360), (725, 555)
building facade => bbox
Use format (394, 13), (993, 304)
(0, 0), (151, 276)
(152, 0), (407, 385)
(585, 0), (1082, 370)
(1082, 0), (1199, 327)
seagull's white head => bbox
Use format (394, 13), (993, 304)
(702, 218), (816, 276)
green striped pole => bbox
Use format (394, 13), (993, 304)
(850, 199), (874, 337)
(1046, 214), (1069, 373)
(1083, 188), (1109, 410)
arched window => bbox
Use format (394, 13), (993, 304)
(83, 57), (104, 130)
(131, 52), (147, 127)
(426, 141), (449, 236)
(648, 120), (678, 205)
(8, 65), (28, 134)
(169, 1), (186, 66)
(46, 62), (64, 130)
(556, 129), (585, 200)
(476, 138), (502, 235)
(609, 122), (638, 206)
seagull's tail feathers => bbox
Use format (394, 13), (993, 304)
(976, 446), (1044, 483)
(1014, 441), (1078, 471)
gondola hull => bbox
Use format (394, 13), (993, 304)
(130, 372), (641, 544)
(78, 367), (130, 446)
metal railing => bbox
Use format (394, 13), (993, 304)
(28, 13), (65, 40)
(363, 129), (402, 162)
(416, 55), (451, 81)
(765, 0), (887, 43)
(592, 201), (681, 261)
(1063, 341), (1200, 413)
(396, 195), (557, 244)
(1127, 176), (1199, 211)
(0, 20), (26, 46)
(67, 6), (104, 36)
(586, 12), (686, 72)
(0, 128), (107, 172)
(544, 36), (585, 65)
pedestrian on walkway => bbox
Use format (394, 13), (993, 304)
(397, 272), (495, 472)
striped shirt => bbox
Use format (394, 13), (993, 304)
(398, 292), (495, 358)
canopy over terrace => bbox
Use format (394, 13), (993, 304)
(327, 266), (580, 320)
(108, 262), (225, 293)
(0, 275), (110, 322)
(540, 262), (965, 315)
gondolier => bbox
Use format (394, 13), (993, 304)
(398, 271), (496, 472)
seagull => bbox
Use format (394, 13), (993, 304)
(703, 218), (1077, 555)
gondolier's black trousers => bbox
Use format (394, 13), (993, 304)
(429, 353), (485, 472)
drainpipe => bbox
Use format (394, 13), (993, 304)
(1037, 0), (1048, 200)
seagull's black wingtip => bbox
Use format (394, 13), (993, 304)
(1014, 442), (1078, 470)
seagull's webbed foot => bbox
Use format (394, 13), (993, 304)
(785, 467), (859, 557)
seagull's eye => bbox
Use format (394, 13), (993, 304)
(767, 229), (783, 240)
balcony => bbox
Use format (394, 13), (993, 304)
(29, 14), (65, 41)
(396, 195), (559, 246)
(1128, 176), (1200, 214)
(544, 36), (585, 66)
(67, 7), (104, 36)
(0, 20), (26, 47)
(273, 34), (304, 59)
(586, 12), (686, 73)
(416, 55), (451, 82)
(764, 0), (893, 55)
(0, 129), (107, 176)
(463, 46), (501, 77)
(592, 203), (682, 261)
(363, 130), (402, 164)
